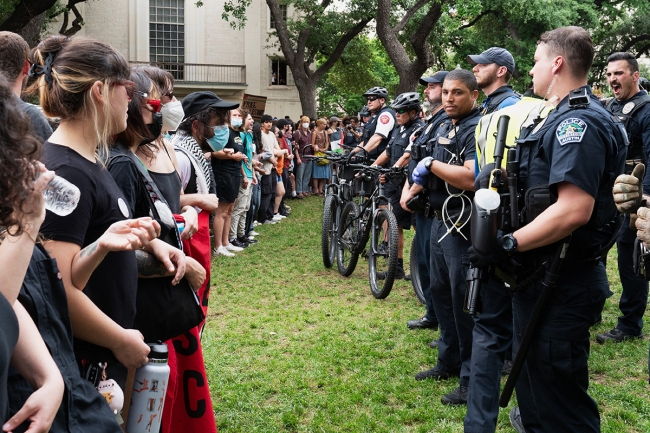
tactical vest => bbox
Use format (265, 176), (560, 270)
(362, 105), (397, 159)
(386, 118), (424, 167)
(606, 92), (650, 171)
(480, 86), (521, 115)
(408, 110), (448, 180)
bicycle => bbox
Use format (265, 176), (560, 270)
(337, 164), (403, 299)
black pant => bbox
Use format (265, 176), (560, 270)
(616, 218), (648, 335)
(258, 173), (277, 222)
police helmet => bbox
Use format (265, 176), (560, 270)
(639, 77), (650, 92)
(391, 92), (421, 112)
(359, 106), (371, 117)
(363, 87), (389, 100)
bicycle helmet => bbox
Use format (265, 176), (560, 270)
(639, 77), (650, 92)
(363, 87), (389, 100)
(359, 106), (371, 117)
(391, 92), (421, 111)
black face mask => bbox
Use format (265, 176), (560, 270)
(143, 112), (163, 145)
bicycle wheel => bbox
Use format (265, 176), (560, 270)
(321, 195), (339, 268)
(368, 209), (399, 299)
(337, 201), (361, 277)
(409, 239), (425, 304)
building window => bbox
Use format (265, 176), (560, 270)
(149, 0), (185, 80)
(269, 4), (287, 29)
(270, 58), (293, 86)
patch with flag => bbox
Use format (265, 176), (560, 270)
(556, 118), (587, 146)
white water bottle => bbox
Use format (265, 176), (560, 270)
(126, 343), (170, 433)
(43, 175), (80, 216)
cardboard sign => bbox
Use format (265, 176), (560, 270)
(242, 94), (267, 121)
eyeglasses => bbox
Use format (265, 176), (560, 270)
(164, 91), (174, 99)
(110, 79), (136, 100)
(366, 96), (378, 102)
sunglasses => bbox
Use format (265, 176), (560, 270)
(366, 96), (378, 102)
(133, 90), (162, 113)
(110, 79), (136, 100)
(396, 109), (408, 114)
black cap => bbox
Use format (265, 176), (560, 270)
(277, 118), (290, 129)
(467, 47), (516, 74)
(419, 71), (448, 86)
(260, 114), (273, 123)
(147, 342), (169, 360)
(181, 91), (239, 119)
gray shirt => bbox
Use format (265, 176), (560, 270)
(17, 97), (53, 143)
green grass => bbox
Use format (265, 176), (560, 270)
(203, 196), (650, 432)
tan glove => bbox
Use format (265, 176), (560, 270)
(613, 163), (645, 214)
(636, 206), (650, 246)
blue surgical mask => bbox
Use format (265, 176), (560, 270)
(206, 124), (230, 152)
(231, 118), (243, 128)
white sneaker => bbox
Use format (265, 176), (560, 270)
(225, 243), (244, 252)
(274, 214), (286, 220)
(272, 215), (283, 222)
(249, 230), (260, 236)
(253, 221), (261, 227)
(263, 219), (276, 225)
(214, 246), (235, 257)
(285, 205), (292, 211)
(248, 236), (255, 241)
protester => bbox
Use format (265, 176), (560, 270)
(311, 118), (330, 196)
(293, 115), (313, 197)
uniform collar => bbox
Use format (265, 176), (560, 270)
(482, 85), (515, 105)
(610, 90), (647, 107)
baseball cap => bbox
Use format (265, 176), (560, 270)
(467, 47), (515, 74)
(277, 118), (290, 129)
(181, 91), (239, 119)
(329, 116), (341, 123)
(419, 71), (448, 86)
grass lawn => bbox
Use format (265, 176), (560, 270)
(203, 196), (650, 432)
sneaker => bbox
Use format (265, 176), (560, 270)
(262, 220), (276, 225)
(249, 230), (260, 237)
(395, 264), (406, 280)
(441, 385), (468, 406)
(274, 213), (286, 219)
(213, 246), (235, 257)
(225, 243), (244, 252)
(501, 359), (513, 376)
(247, 238), (258, 244)
(404, 273), (412, 281)
(429, 339), (440, 349)
(230, 239), (248, 249)
(271, 215), (283, 222)
(253, 221), (261, 227)
(414, 366), (459, 381)
(596, 328), (642, 344)
(285, 205), (292, 211)
(510, 406), (526, 433)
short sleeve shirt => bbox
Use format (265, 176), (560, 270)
(40, 142), (138, 362)
(374, 112), (396, 138)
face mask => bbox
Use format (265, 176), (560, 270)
(302, 122), (309, 129)
(143, 113), (163, 145)
(231, 118), (243, 128)
(161, 100), (184, 132)
(206, 124), (230, 152)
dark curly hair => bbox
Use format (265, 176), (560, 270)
(0, 72), (42, 234)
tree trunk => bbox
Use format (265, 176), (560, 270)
(0, 0), (57, 32)
(18, 11), (47, 47)
(296, 78), (317, 119)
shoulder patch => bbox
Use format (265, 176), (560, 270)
(556, 118), (587, 146)
(380, 114), (390, 124)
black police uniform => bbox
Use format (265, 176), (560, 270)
(508, 87), (625, 432)
(362, 105), (397, 160)
(408, 109), (448, 325)
(607, 91), (650, 338)
(426, 109), (481, 386)
(383, 117), (424, 229)
(8, 243), (122, 432)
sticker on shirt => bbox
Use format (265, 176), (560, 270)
(556, 118), (587, 146)
(118, 198), (129, 218)
(234, 136), (243, 145)
(380, 114), (390, 124)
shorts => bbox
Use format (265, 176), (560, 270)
(215, 172), (241, 203)
(384, 177), (411, 229)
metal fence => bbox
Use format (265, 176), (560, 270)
(130, 62), (246, 85)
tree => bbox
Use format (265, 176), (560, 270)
(223, 0), (375, 118)
(375, 0), (447, 95)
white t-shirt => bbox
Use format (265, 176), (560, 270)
(373, 112), (396, 138)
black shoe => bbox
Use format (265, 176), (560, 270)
(246, 238), (258, 244)
(237, 236), (254, 246)
(596, 328), (642, 344)
(404, 273), (412, 281)
(230, 239), (248, 249)
(407, 316), (439, 330)
(414, 366), (459, 381)
(429, 339), (440, 349)
(501, 359), (513, 376)
(510, 406), (526, 433)
(441, 385), (468, 406)
(395, 264), (406, 280)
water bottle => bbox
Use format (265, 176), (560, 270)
(43, 175), (80, 216)
(126, 343), (170, 433)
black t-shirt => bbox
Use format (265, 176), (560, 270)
(211, 128), (245, 176)
(0, 292), (18, 425)
(40, 142), (138, 363)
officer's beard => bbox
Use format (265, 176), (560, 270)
(424, 100), (442, 112)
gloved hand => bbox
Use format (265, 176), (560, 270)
(467, 244), (511, 268)
(412, 157), (433, 186)
(635, 207), (650, 247)
(613, 163), (645, 214)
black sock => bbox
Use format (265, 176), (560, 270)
(398, 258), (404, 268)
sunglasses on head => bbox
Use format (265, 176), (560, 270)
(366, 96), (378, 102)
(110, 79), (136, 100)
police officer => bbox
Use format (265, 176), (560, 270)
(467, 47), (521, 115)
(400, 71), (448, 337)
(597, 52), (650, 344)
(353, 87), (396, 160)
(468, 27), (626, 432)
(404, 69), (481, 406)
(372, 92), (424, 279)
